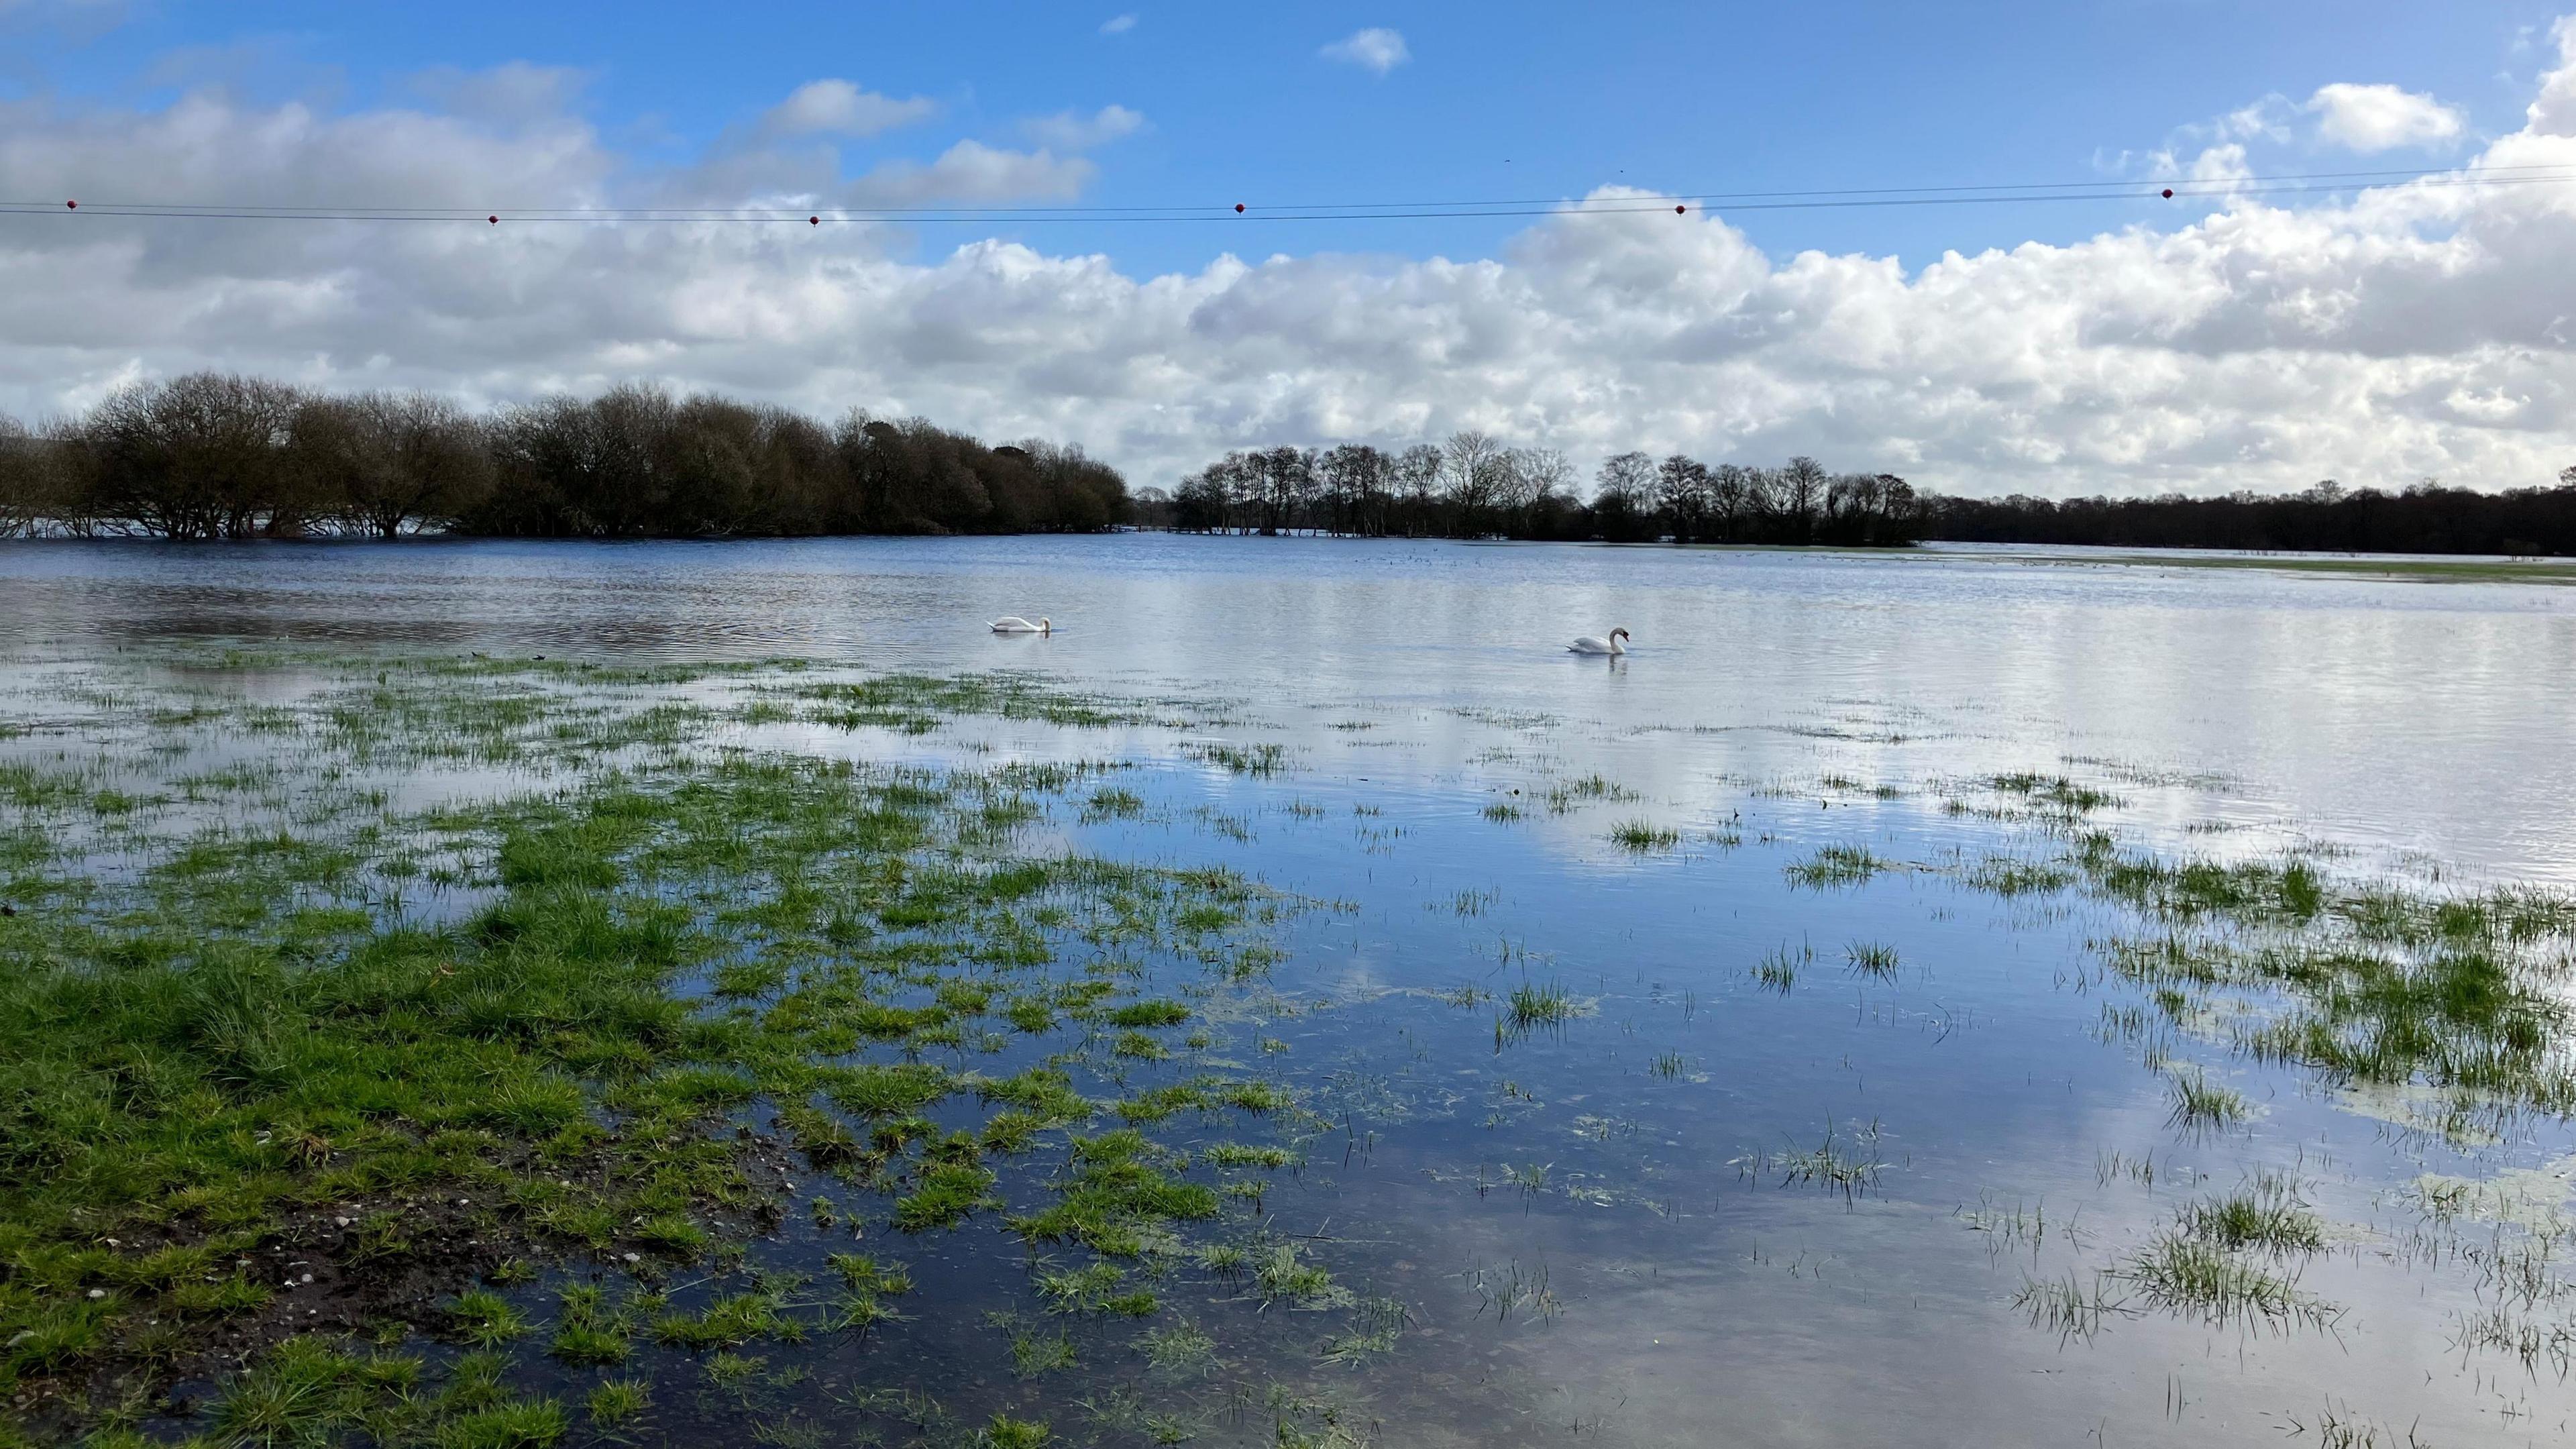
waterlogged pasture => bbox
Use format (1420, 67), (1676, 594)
(2, 537), (2575, 1447)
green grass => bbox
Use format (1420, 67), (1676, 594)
(1770, 1120), (1884, 1201)
(1608, 820), (1680, 851)
(2112, 1232), (2339, 1332)
(585, 1377), (650, 1428)
(1785, 845), (1888, 888)
(2177, 1174), (2326, 1255)
(1754, 943), (1811, 994)
(2165, 1069), (2250, 1132)
(1957, 830), (2576, 1131)
(1844, 941), (1900, 979)
(1503, 980), (1578, 1031)
(0, 653), (1310, 1438)
(1183, 741), (1287, 777)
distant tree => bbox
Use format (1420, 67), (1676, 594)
(1589, 451), (1657, 541)
(1707, 464), (1753, 541)
(301, 392), (495, 539)
(1780, 456), (1828, 543)
(0, 416), (38, 537)
(1318, 443), (1391, 535)
(1441, 431), (1509, 533)
(83, 374), (306, 539)
(1655, 455), (1711, 541)
(1391, 444), (1444, 535)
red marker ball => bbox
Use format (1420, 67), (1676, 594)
(1675, 204), (1686, 215)
(488, 214), (499, 224)
(809, 215), (820, 225)
(66, 199), (77, 210)
(1234, 203), (1245, 213)
(2161, 189), (2174, 199)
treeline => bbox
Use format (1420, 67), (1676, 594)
(1148, 434), (1923, 545)
(0, 374), (1129, 539)
(1921, 476), (2576, 556)
(1154, 435), (2576, 555)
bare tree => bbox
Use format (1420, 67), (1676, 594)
(0, 416), (39, 537)
(85, 374), (305, 539)
(1655, 455), (1712, 541)
(1318, 443), (1390, 535)
(1391, 443), (1444, 535)
(303, 392), (495, 539)
(1441, 430), (1509, 531)
(1780, 455), (1828, 542)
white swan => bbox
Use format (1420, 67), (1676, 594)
(1567, 627), (1629, 655)
(990, 616), (1053, 634)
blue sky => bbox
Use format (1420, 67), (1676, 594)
(6, 1), (2565, 272)
(3, 2), (2574, 496)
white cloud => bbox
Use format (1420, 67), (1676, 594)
(5, 36), (2576, 499)
(849, 140), (1095, 205)
(2306, 83), (2468, 152)
(759, 78), (936, 139)
(1022, 105), (1146, 151)
(1099, 13), (1136, 35)
(1320, 28), (1409, 76)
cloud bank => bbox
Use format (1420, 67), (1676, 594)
(2, 25), (2574, 497)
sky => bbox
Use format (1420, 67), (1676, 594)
(2, 0), (2574, 497)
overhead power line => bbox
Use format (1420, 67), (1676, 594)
(5, 162), (2571, 225)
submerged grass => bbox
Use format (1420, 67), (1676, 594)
(0, 654), (1318, 1440)
(1950, 802), (2576, 1132)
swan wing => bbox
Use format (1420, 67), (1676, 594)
(991, 616), (1036, 632)
(1568, 635), (1610, 653)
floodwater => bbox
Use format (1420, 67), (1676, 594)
(7, 534), (2576, 1447)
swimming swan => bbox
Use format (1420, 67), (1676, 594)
(1568, 628), (1629, 655)
(990, 616), (1053, 634)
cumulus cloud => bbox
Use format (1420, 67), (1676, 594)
(1022, 105), (1145, 151)
(2305, 83), (2468, 152)
(5, 34), (2576, 498)
(759, 78), (935, 139)
(1099, 13), (1136, 35)
(1320, 28), (1409, 76)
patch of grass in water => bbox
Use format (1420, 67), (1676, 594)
(785, 672), (1208, 733)
(584, 1377), (650, 1429)
(2112, 1232), (2340, 1333)
(1988, 772), (2124, 814)
(1183, 741), (1287, 777)
(1608, 819), (1679, 851)
(982, 1413), (1055, 1448)
(1318, 1296), (1407, 1368)
(1081, 786), (1145, 822)
(1845, 941), (1900, 979)
(1768, 1120), (1885, 1201)
(1754, 942), (1811, 994)
(1497, 979), (1582, 1042)
(2178, 1173), (2325, 1255)
(2166, 1069), (2250, 1133)
(1785, 844), (1888, 888)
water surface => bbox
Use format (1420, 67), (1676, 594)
(7, 535), (2575, 1447)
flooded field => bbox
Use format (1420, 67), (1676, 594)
(4, 535), (2575, 1447)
